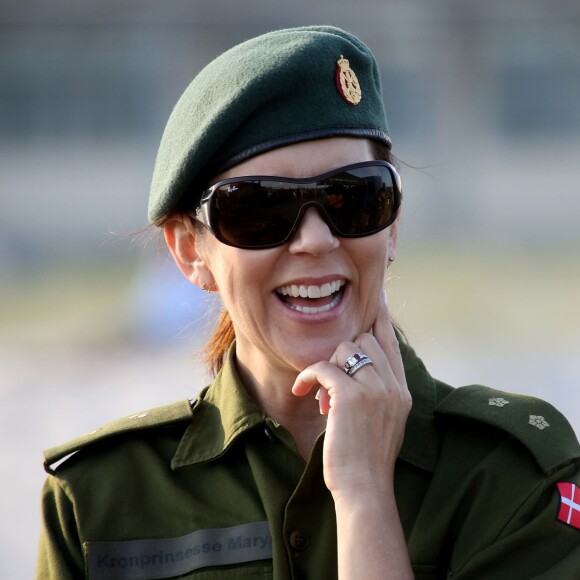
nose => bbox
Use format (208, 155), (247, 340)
(287, 207), (340, 256)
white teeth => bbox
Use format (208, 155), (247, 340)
(276, 279), (345, 299)
(307, 286), (321, 299)
(287, 291), (343, 314)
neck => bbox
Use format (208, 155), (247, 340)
(234, 352), (326, 459)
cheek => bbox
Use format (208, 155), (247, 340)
(352, 233), (390, 276)
(203, 243), (280, 296)
(351, 236), (389, 321)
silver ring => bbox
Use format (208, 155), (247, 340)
(343, 353), (373, 377)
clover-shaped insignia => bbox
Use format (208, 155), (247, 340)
(529, 415), (550, 430)
(488, 397), (510, 407)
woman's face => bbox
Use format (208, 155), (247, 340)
(187, 137), (399, 375)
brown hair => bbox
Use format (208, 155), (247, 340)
(197, 140), (400, 376)
(201, 306), (236, 376)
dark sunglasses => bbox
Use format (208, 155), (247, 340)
(194, 160), (402, 249)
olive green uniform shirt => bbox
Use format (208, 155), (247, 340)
(37, 343), (580, 579)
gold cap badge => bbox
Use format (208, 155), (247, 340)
(336, 55), (362, 105)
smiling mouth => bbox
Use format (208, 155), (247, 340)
(275, 280), (346, 314)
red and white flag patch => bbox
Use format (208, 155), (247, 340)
(556, 482), (580, 529)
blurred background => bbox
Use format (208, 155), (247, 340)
(1, 1), (579, 577)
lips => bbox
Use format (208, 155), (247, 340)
(275, 279), (346, 314)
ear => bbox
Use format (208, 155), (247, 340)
(164, 216), (216, 291)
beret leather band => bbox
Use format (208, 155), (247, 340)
(215, 126), (391, 178)
(148, 25), (391, 223)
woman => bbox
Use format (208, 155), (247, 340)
(37, 26), (580, 579)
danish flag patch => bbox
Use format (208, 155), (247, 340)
(556, 482), (580, 529)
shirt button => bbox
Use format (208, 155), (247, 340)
(289, 529), (309, 551)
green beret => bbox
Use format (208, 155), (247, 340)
(148, 25), (391, 222)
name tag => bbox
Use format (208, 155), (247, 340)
(85, 521), (272, 580)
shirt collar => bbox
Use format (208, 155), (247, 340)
(397, 338), (439, 472)
(173, 339), (439, 472)
(172, 346), (265, 469)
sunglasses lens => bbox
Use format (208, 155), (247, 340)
(204, 162), (400, 248)
(323, 167), (397, 236)
(212, 182), (297, 247)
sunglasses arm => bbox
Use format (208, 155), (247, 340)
(195, 199), (213, 231)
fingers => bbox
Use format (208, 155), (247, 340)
(293, 288), (407, 415)
(292, 353), (376, 416)
(370, 289), (390, 349)
(315, 386), (331, 415)
(292, 359), (363, 396)
(291, 366), (324, 397)
(370, 289), (406, 387)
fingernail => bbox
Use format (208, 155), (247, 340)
(381, 289), (388, 305)
(315, 388), (321, 400)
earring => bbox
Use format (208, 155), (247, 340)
(387, 257), (395, 268)
(201, 283), (210, 292)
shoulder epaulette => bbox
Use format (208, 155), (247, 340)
(43, 398), (199, 474)
(435, 384), (580, 474)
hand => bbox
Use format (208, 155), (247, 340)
(291, 290), (412, 497)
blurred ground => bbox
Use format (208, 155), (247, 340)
(1, 244), (578, 579)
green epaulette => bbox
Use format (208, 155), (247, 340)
(43, 398), (199, 474)
(435, 385), (580, 474)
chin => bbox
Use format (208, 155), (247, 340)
(285, 342), (341, 372)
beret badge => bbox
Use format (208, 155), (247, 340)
(336, 55), (362, 105)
